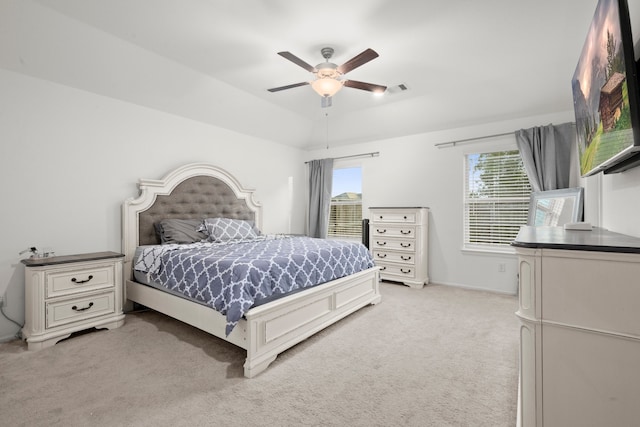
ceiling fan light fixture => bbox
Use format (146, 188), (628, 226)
(311, 77), (343, 97)
(269, 47), (385, 102)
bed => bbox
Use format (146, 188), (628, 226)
(122, 163), (381, 378)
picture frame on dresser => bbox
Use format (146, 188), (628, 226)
(527, 187), (584, 227)
(368, 207), (429, 288)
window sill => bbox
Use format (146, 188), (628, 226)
(462, 245), (517, 256)
(327, 236), (362, 243)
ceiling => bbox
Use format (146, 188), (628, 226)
(28, 0), (604, 149)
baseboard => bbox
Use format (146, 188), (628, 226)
(0, 333), (19, 343)
(428, 280), (517, 296)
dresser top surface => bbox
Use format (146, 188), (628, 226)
(21, 251), (124, 267)
(512, 226), (640, 254)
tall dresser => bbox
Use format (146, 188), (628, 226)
(512, 226), (640, 426)
(369, 207), (429, 288)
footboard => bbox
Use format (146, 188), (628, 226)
(243, 267), (380, 378)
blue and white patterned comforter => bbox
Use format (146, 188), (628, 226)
(134, 236), (374, 335)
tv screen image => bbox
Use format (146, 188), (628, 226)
(572, 0), (640, 176)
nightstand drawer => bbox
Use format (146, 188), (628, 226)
(46, 264), (115, 298)
(46, 292), (115, 328)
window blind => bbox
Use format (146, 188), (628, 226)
(464, 150), (531, 248)
(328, 201), (362, 238)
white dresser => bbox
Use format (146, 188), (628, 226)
(513, 226), (640, 426)
(22, 251), (126, 350)
(369, 207), (429, 288)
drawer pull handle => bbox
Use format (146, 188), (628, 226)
(400, 243), (411, 248)
(377, 253), (387, 258)
(71, 275), (94, 284)
(400, 268), (412, 274)
(380, 266), (386, 271)
(377, 229), (387, 233)
(401, 255), (412, 261)
(376, 241), (387, 246)
(400, 230), (411, 235)
(71, 302), (94, 312)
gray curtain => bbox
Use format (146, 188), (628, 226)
(515, 123), (574, 192)
(308, 158), (334, 238)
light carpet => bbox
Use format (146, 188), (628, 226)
(0, 282), (519, 427)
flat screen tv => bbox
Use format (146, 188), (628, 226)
(572, 0), (640, 176)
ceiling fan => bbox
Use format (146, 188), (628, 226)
(267, 47), (387, 108)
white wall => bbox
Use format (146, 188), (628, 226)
(306, 111), (576, 295)
(581, 165), (640, 237)
(0, 70), (306, 341)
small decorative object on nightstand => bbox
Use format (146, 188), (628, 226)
(21, 251), (125, 350)
(369, 207), (429, 288)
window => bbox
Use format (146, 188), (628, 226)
(328, 167), (362, 239)
(464, 150), (531, 250)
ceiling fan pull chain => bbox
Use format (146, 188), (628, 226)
(325, 112), (329, 149)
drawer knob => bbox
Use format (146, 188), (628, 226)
(376, 241), (387, 246)
(71, 302), (94, 312)
(376, 229), (387, 233)
(401, 255), (412, 261)
(400, 268), (412, 274)
(377, 253), (387, 258)
(400, 230), (411, 235)
(400, 243), (411, 248)
(71, 275), (94, 284)
(404, 216), (407, 219)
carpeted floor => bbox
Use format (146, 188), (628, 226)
(0, 282), (519, 427)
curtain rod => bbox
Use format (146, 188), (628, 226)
(305, 151), (380, 164)
(435, 122), (576, 148)
(434, 131), (514, 148)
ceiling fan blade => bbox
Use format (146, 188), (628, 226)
(267, 82), (310, 92)
(277, 51), (316, 72)
(337, 48), (379, 74)
(343, 80), (387, 93)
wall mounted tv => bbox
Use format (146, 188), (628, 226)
(572, 0), (640, 176)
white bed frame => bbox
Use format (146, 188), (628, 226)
(122, 163), (381, 378)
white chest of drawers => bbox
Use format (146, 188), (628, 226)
(22, 251), (126, 350)
(369, 207), (429, 288)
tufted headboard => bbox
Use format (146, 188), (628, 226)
(122, 163), (262, 277)
(138, 176), (257, 245)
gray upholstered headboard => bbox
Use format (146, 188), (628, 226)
(122, 163), (262, 274)
(138, 175), (256, 245)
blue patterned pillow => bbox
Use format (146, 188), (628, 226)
(202, 218), (258, 242)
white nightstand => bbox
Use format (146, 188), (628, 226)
(22, 251), (126, 350)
